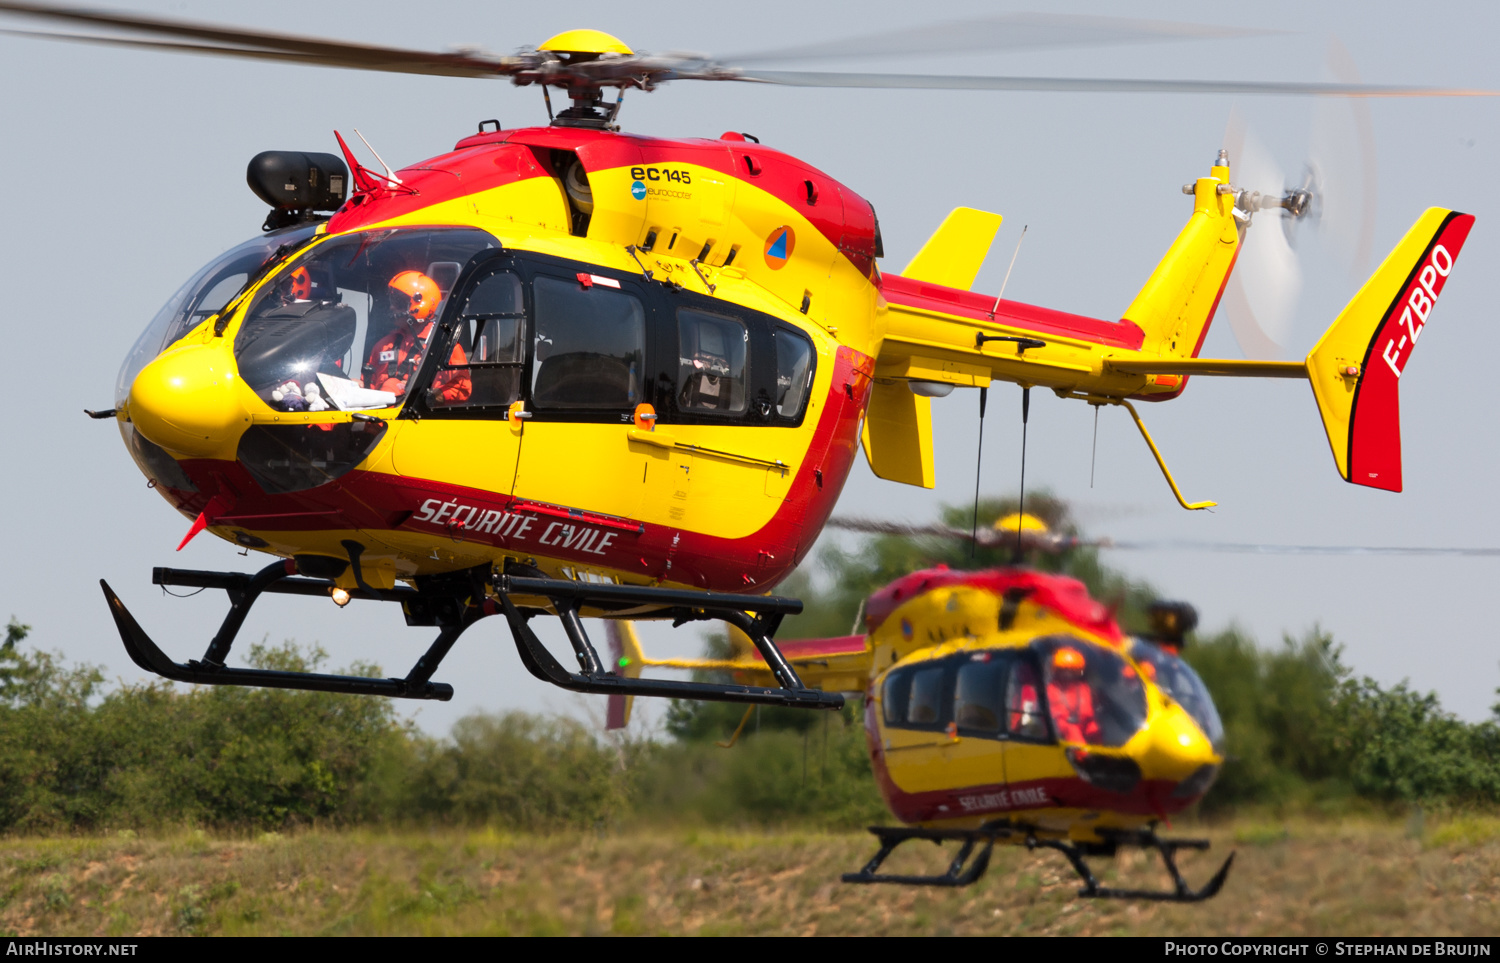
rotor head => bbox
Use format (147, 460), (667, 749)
(537, 29), (634, 57)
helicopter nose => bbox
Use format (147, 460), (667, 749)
(1138, 704), (1218, 784)
(127, 341), (245, 458)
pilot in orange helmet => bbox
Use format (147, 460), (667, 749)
(364, 270), (471, 404)
(273, 266), (314, 306)
(287, 266), (312, 301)
(1046, 647), (1101, 745)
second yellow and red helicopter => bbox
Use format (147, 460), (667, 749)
(608, 514), (1230, 900)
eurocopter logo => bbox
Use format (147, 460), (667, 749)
(764, 225), (795, 269)
(631, 180), (647, 200)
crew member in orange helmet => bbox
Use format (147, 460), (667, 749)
(272, 266), (313, 307)
(364, 270), (471, 404)
(1047, 647), (1101, 745)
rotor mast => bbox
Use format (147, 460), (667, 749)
(504, 29), (740, 130)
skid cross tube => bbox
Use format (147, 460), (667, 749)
(1028, 829), (1235, 902)
(843, 824), (1013, 887)
(100, 562), (465, 701)
(843, 824), (1234, 900)
(494, 574), (843, 710)
(154, 565), (419, 603)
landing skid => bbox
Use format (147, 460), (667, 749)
(100, 561), (843, 711)
(843, 824), (1234, 901)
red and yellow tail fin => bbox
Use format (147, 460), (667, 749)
(604, 620), (645, 730)
(1307, 209), (1475, 492)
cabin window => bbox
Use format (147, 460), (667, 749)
(427, 269), (526, 409)
(120, 223), (320, 406)
(1129, 639), (1224, 752)
(882, 668), (911, 726)
(676, 309), (748, 414)
(882, 654), (1021, 741)
(953, 653), (1007, 736)
(531, 276), (645, 409)
(772, 327), (814, 419)
(236, 420), (388, 495)
(906, 665), (946, 725)
(1033, 636), (1148, 748)
(233, 227), (498, 413)
(881, 661), (951, 730)
(1005, 658), (1050, 741)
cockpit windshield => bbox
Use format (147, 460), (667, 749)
(116, 223), (319, 406)
(1032, 635), (1148, 748)
(233, 228), (498, 412)
(1130, 639), (1225, 753)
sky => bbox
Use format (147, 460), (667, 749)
(1, 0), (1497, 736)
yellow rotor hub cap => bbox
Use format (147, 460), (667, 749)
(538, 29), (633, 56)
(994, 513), (1048, 534)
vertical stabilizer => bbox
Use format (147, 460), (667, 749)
(604, 621), (645, 729)
(1307, 208), (1474, 492)
(1123, 155), (1241, 360)
(860, 382), (936, 488)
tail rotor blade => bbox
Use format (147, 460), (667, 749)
(1222, 109), (1301, 359)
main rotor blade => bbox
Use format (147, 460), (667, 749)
(725, 12), (1279, 65)
(829, 517), (1499, 557)
(0, 28), (506, 77)
(826, 517), (973, 540)
(1105, 541), (1500, 557)
(741, 70), (1497, 97)
(0, 1), (507, 76)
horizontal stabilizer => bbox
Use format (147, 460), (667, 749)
(1307, 208), (1474, 492)
(727, 628), (873, 693)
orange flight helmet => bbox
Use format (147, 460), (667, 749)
(288, 267), (312, 301)
(389, 270), (441, 322)
(1052, 648), (1086, 673)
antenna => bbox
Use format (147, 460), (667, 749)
(989, 225), (1029, 318)
(970, 386), (988, 558)
(353, 129), (402, 186)
(1090, 403), (1100, 488)
(1014, 386), (1032, 563)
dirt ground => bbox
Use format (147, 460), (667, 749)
(2, 815), (1498, 936)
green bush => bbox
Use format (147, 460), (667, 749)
(1184, 628), (1347, 807)
(0, 618), (636, 833)
(401, 712), (633, 830)
(1328, 678), (1500, 805)
(633, 710), (886, 828)
(0, 628), (406, 832)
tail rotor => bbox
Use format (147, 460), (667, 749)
(1220, 39), (1379, 360)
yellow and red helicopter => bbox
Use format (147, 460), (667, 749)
(0, 4), (1480, 712)
(607, 513), (1231, 900)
